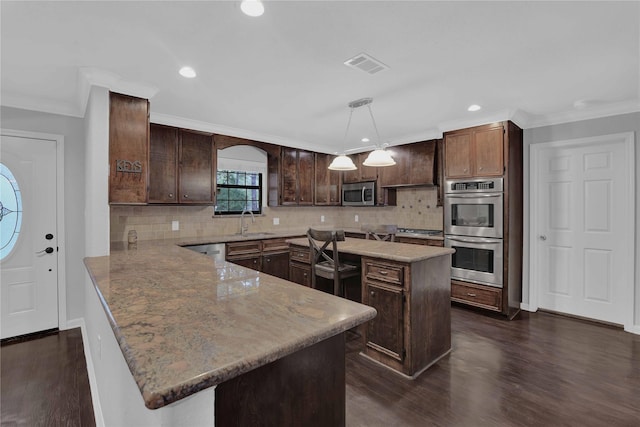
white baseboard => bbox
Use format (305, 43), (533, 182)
(520, 303), (536, 312)
(73, 317), (106, 427)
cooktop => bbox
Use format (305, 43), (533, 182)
(397, 228), (443, 236)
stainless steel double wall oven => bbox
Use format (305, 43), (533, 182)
(444, 177), (504, 288)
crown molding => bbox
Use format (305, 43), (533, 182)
(150, 112), (321, 153)
(1, 91), (84, 118)
(523, 99), (640, 129)
(77, 67), (159, 116)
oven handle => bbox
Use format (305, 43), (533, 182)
(446, 236), (502, 244)
(362, 187), (366, 202)
(447, 194), (502, 198)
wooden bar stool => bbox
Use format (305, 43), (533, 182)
(362, 224), (398, 242)
(307, 228), (360, 297)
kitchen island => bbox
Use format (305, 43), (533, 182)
(83, 240), (376, 426)
(288, 236), (455, 378)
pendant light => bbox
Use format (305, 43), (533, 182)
(328, 101), (359, 171)
(361, 98), (395, 167)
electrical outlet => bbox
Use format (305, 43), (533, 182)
(172, 220), (179, 231)
(273, 217), (280, 225)
(321, 215), (325, 223)
(355, 214), (359, 222)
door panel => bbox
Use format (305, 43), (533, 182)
(1, 135), (58, 339)
(534, 135), (632, 325)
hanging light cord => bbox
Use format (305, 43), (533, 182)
(341, 107), (355, 153)
(366, 104), (382, 147)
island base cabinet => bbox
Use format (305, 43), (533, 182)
(361, 255), (452, 378)
(215, 333), (345, 427)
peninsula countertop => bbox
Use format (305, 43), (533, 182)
(286, 236), (454, 263)
(83, 240), (376, 409)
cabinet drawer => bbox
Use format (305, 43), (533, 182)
(451, 281), (502, 312)
(363, 259), (404, 286)
(262, 237), (290, 253)
(289, 245), (311, 264)
(226, 241), (262, 257)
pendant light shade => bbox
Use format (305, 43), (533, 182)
(363, 148), (396, 167)
(328, 154), (357, 171)
(328, 97), (395, 170)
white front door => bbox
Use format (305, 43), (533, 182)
(531, 133), (634, 326)
(1, 134), (58, 339)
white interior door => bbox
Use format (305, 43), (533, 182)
(531, 133), (634, 326)
(1, 135), (58, 339)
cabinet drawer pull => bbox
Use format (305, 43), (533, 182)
(378, 270), (388, 276)
(467, 293), (477, 297)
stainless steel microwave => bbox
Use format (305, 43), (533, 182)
(342, 181), (376, 206)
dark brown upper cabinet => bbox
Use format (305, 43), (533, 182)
(109, 92), (149, 204)
(378, 140), (437, 187)
(314, 153), (341, 206)
(148, 124), (215, 204)
(281, 147), (314, 205)
(343, 153), (379, 184)
(444, 123), (504, 178)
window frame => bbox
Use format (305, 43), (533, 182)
(215, 170), (262, 215)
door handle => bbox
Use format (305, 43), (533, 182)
(539, 235), (547, 241)
(36, 247), (54, 254)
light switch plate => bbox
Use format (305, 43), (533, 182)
(273, 217), (280, 225)
(321, 215), (325, 223)
(172, 220), (179, 231)
(355, 215), (359, 223)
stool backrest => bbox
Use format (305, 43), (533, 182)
(307, 228), (346, 270)
(363, 224), (397, 242)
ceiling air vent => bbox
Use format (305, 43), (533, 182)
(343, 53), (389, 75)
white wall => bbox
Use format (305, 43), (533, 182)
(523, 112), (640, 332)
(0, 106), (86, 321)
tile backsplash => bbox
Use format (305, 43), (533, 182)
(110, 187), (442, 242)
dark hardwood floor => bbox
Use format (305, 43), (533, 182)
(346, 306), (640, 426)
(2, 308), (639, 426)
(1, 328), (95, 427)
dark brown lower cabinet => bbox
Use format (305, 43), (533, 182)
(228, 253), (261, 271)
(216, 333), (345, 426)
(363, 281), (404, 361)
(226, 237), (299, 280)
(289, 244), (311, 287)
(262, 251), (289, 281)
(361, 255), (451, 378)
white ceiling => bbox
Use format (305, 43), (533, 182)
(2, 1), (639, 154)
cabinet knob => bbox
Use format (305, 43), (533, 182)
(303, 272), (308, 277)
(253, 259), (258, 264)
(266, 258), (271, 262)
(184, 194), (189, 198)
(169, 193), (174, 198)
(370, 291), (375, 296)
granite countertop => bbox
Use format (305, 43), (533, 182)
(84, 240), (376, 409)
(287, 237), (454, 263)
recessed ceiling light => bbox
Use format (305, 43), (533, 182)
(241, 0), (264, 17)
(361, 137), (370, 143)
(467, 104), (481, 112)
(179, 66), (196, 78)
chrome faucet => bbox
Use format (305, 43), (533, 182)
(240, 208), (255, 236)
